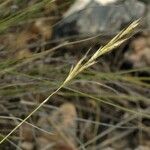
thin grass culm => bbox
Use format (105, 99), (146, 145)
(0, 19), (140, 144)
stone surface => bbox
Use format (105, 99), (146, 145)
(54, 0), (148, 38)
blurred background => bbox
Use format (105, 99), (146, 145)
(0, 0), (149, 150)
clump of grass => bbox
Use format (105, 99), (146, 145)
(0, 0), (54, 33)
(0, 19), (141, 144)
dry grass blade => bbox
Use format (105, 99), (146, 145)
(0, 0), (55, 32)
(0, 19), (140, 144)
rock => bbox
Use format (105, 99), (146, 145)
(134, 145), (150, 150)
(21, 141), (34, 150)
(63, 0), (118, 18)
(125, 33), (150, 67)
(54, 0), (147, 38)
(37, 103), (77, 150)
